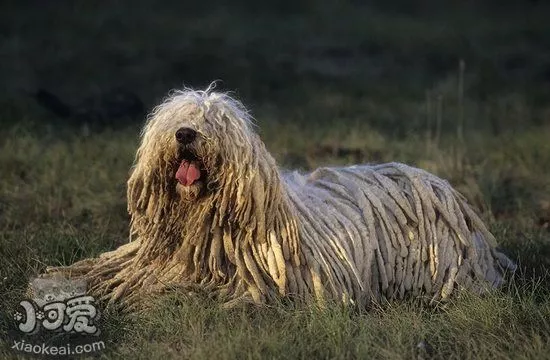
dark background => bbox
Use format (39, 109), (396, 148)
(2, 0), (549, 136)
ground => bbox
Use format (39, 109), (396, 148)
(1, 1), (549, 359)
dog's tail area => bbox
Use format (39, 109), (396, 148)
(472, 232), (517, 288)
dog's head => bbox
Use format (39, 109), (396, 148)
(127, 86), (269, 219)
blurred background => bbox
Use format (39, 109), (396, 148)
(1, 2), (550, 358)
(2, 0), (550, 233)
(2, 0), (549, 136)
(1, 0), (549, 260)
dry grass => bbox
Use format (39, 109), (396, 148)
(1, 123), (549, 359)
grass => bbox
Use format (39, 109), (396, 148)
(1, 0), (550, 359)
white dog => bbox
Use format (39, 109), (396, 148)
(47, 86), (516, 309)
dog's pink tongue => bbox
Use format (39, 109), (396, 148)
(176, 160), (201, 186)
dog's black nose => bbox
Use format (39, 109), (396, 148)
(175, 127), (197, 144)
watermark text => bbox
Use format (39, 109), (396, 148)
(11, 338), (105, 356)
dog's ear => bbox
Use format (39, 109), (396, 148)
(214, 140), (281, 242)
(128, 166), (166, 211)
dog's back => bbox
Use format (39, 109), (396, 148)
(283, 162), (515, 304)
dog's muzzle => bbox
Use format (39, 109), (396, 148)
(174, 127), (203, 187)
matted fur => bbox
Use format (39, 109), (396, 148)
(47, 86), (516, 309)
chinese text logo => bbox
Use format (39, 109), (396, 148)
(12, 276), (100, 336)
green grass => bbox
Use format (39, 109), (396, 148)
(1, 125), (549, 359)
(1, 1), (550, 359)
